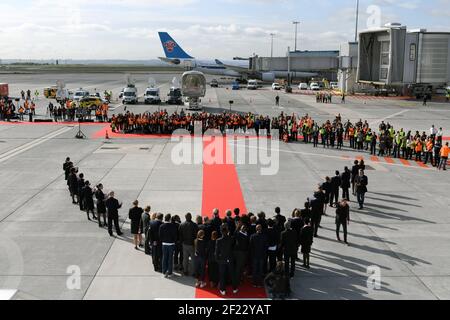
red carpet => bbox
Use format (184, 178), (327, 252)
(195, 136), (266, 299)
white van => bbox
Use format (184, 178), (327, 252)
(73, 89), (89, 101)
(298, 83), (308, 90)
(247, 80), (258, 90)
(122, 86), (138, 104)
(144, 87), (161, 104)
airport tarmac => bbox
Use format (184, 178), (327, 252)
(1, 73), (450, 300)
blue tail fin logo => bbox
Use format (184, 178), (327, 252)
(158, 32), (194, 59)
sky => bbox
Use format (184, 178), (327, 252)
(0, 0), (449, 60)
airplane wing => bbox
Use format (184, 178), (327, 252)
(158, 57), (181, 65)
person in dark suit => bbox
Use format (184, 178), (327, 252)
(340, 166), (351, 200)
(273, 207), (286, 232)
(274, 207), (286, 261)
(94, 184), (107, 228)
(266, 219), (279, 273)
(280, 220), (298, 278)
(77, 173), (85, 211)
(68, 167), (79, 205)
(290, 209), (303, 261)
(83, 181), (96, 221)
(210, 208), (222, 236)
(336, 200), (350, 244)
(232, 224), (249, 290)
(355, 170), (368, 209)
(233, 208), (241, 225)
(179, 212), (198, 276)
(105, 191), (123, 237)
(224, 210), (236, 236)
(172, 215), (183, 272)
(63, 157), (71, 181)
(149, 213), (163, 272)
(215, 224), (235, 296)
(207, 231), (219, 288)
(159, 214), (178, 277)
(249, 224), (269, 287)
(310, 191), (324, 237)
(199, 216), (212, 245)
(194, 230), (208, 288)
(141, 206), (151, 254)
(256, 212), (268, 232)
(299, 217), (313, 268)
(321, 177), (331, 215)
(351, 160), (360, 196)
(129, 200), (144, 250)
(330, 171), (341, 207)
(300, 202), (312, 221)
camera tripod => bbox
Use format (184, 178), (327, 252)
(75, 121), (87, 139)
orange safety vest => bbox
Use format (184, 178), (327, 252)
(415, 141), (422, 153)
(440, 145), (450, 158)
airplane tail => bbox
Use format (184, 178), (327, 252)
(158, 32), (194, 59)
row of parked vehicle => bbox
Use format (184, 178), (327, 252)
(118, 85), (184, 105)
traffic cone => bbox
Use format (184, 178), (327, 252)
(105, 130), (110, 139)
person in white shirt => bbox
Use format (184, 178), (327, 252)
(430, 125), (437, 138)
(437, 127), (443, 144)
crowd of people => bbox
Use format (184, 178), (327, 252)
(112, 109), (449, 170)
(110, 109), (273, 135)
(62, 156), (369, 299)
(47, 100), (109, 122)
(315, 92), (334, 104)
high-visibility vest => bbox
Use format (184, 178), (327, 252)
(415, 141), (422, 153)
(441, 146), (450, 157)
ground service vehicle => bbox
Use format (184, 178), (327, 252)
(73, 89), (90, 101)
(232, 82), (240, 90)
(144, 87), (161, 104)
(44, 86), (58, 99)
(79, 96), (104, 109)
(298, 83), (308, 90)
(310, 83), (320, 91)
(122, 85), (138, 104)
(272, 83), (282, 90)
(247, 80), (258, 90)
(210, 79), (219, 88)
(167, 87), (183, 105)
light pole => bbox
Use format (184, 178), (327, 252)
(293, 21), (300, 52)
(355, 0), (360, 42)
(270, 33), (275, 59)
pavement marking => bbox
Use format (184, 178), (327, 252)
(399, 159), (411, 166)
(415, 160), (429, 169)
(229, 141), (435, 171)
(369, 109), (410, 126)
(0, 126), (73, 163)
(384, 157), (395, 164)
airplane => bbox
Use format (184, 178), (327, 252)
(158, 32), (318, 82)
(158, 32), (245, 78)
